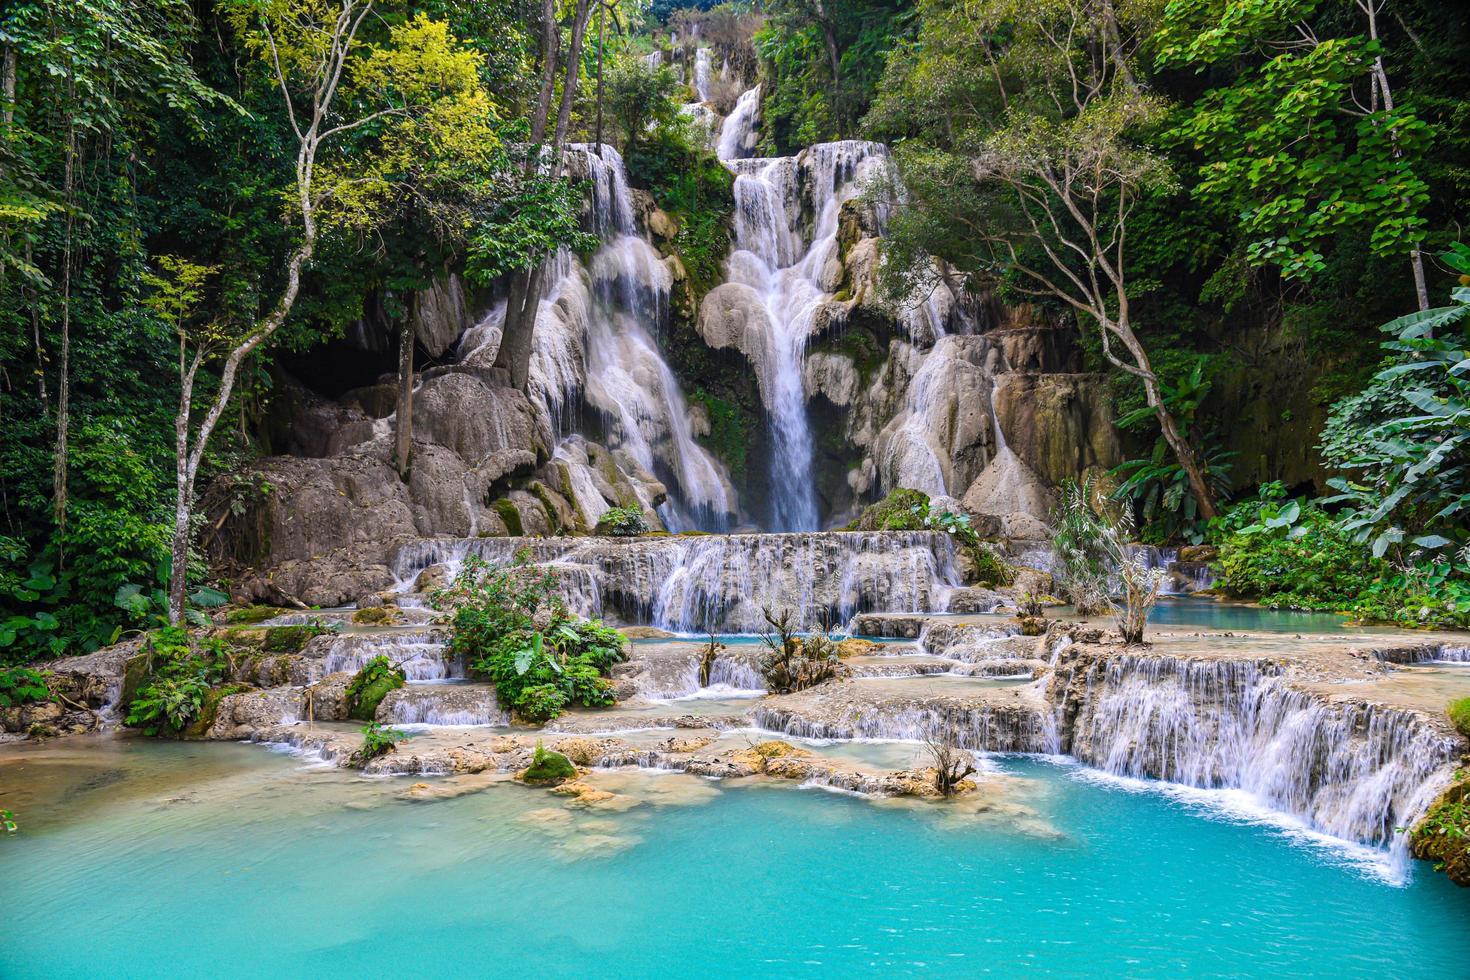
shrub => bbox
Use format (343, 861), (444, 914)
(756, 607), (847, 693)
(345, 655), (406, 721)
(432, 555), (627, 723)
(1050, 477), (1115, 617)
(350, 722), (409, 768)
(595, 506), (648, 537)
(1, 808), (16, 834)
(1450, 699), (1470, 740)
(0, 667), (49, 707)
(1050, 478), (1165, 642)
(521, 741), (577, 784)
(847, 487), (930, 531)
(124, 628), (230, 736)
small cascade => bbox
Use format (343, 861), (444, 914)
(380, 685), (509, 727)
(692, 47), (712, 102)
(752, 702), (1050, 752)
(312, 631), (461, 682)
(391, 530), (962, 633)
(717, 85), (761, 160)
(720, 140), (890, 529)
(1053, 653), (1462, 850)
(1431, 645), (1470, 663)
(633, 652), (766, 700)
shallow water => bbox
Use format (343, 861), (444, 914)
(3, 738), (1469, 977)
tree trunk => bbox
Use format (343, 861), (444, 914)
(595, 1), (606, 148)
(394, 321), (414, 478)
(167, 359), (198, 625)
(551, 0), (592, 155)
(496, 0), (591, 389)
(1098, 313), (1219, 521)
(53, 87), (76, 538)
(1362, 0), (1429, 312)
(525, 0), (558, 174)
(2, 44), (15, 131)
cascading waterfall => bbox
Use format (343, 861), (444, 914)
(720, 139), (890, 529)
(717, 85), (761, 160)
(391, 530), (962, 633)
(692, 47), (712, 102)
(497, 144), (735, 530)
(1055, 654), (1462, 851)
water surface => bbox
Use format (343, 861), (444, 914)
(3, 738), (1468, 977)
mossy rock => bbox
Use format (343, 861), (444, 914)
(261, 625), (321, 654)
(1411, 777), (1470, 886)
(491, 497), (524, 536)
(1449, 697), (1470, 739)
(520, 747), (577, 785)
(119, 651), (151, 714)
(847, 488), (930, 532)
(182, 683), (253, 739)
(347, 672), (405, 722)
(965, 544), (1016, 588)
(223, 605), (285, 625)
(351, 606), (400, 626)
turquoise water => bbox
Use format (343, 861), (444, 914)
(1145, 597), (1363, 633)
(3, 740), (1469, 977)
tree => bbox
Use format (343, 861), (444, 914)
(875, 0), (1221, 519)
(1158, 0), (1431, 309)
(493, 0), (597, 391)
(159, 0), (499, 623)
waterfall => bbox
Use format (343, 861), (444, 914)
(312, 631), (461, 682)
(717, 85), (761, 160)
(390, 530), (962, 633)
(519, 144), (735, 530)
(720, 140), (890, 529)
(692, 47), (712, 102)
(382, 686), (509, 727)
(1053, 653), (1462, 851)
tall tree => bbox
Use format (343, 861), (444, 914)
(873, 0), (1221, 518)
(493, 0), (596, 390)
(160, 1), (500, 623)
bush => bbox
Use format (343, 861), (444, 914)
(345, 655), (406, 721)
(756, 607), (847, 693)
(847, 487), (931, 531)
(1450, 699), (1470, 739)
(432, 555), (627, 723)
(124, 628), (230, 736)
(349, 722), (409, 768)
(1215, 495), (1387, 610)
(0, 667), (49, 707)
(521, 741), (577, 784)
(595, 506), (648, 537)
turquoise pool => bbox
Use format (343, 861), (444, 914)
(2, 739), (1467, 977)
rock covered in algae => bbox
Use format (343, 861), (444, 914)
(517, 746), (578, 785)
(1411, 776), (1470, 886)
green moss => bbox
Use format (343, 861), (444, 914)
(688, 388), (751, 481)
(529, 482), (563, 534)
(351, 606), (399, 626)
(847, 488), (931, 532)
(1450, 698), (1470, 739)
(182, 683), (251, 738)
(491, 497), (524, 536)
(261, 625), (322, 654)
(223, 605), (284, 625)
(1411, 775), (1470, 886)
(521, 743), (577, 784)
(345, 655), (406, 721)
